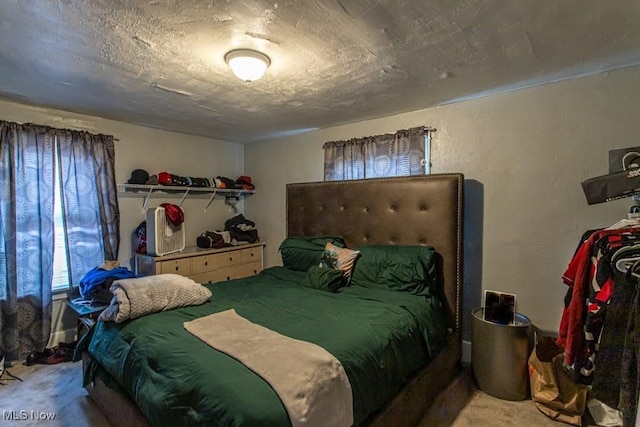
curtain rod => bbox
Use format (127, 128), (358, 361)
(322, 125), (435, 149)
(0, 119), (118, 140)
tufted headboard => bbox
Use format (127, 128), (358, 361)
(286, 173), (464, 334)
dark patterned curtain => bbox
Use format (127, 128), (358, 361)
(0, 122), (55, 360)
(0, 121), (119, 360)
(57, 131), (119, 286)
(323, 126), (429, 181)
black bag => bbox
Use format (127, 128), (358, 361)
(197, 231), (227, 249)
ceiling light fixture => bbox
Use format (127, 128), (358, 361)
(225, 49), (270, 83)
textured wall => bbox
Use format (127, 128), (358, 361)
(0, 98), (244, 341)
(245, 65), (640, 339)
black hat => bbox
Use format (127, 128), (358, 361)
(127, 169), (150, 184)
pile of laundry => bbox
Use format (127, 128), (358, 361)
(77, 260), (138, 305)
(197, 214), (259, 249)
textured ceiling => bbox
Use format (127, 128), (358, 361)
(0, 0), (639, 143)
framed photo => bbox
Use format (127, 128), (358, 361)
(483, 289), (516, 325)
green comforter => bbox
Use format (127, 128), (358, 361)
(78, 267), (447, 426)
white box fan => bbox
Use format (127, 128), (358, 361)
(146, 206), (186, 256)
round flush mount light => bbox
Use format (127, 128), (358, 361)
(225, 49), (271, 82)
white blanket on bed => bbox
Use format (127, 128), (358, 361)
(99, 274), (212, 323)
(183, 309), (353, 427)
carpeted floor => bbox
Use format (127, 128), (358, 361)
(0, 360), (595, 426)
(420, 366), (567, 427)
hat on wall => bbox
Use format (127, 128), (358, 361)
(160, 203), (184, 227)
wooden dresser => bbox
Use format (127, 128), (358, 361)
(134, 243), (264, 284)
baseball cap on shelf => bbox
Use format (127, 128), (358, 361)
(236, 175), (255, 190)
(158, 172), (172, 185)
(127, 169), (150, 184)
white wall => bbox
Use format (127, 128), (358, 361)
(245, 65), (640, 339)
(0, 98), (245, 342)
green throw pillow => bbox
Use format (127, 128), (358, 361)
(350, 245), (438, 295)
(279, 236), (346, 271)
(301, 266), (346, 292)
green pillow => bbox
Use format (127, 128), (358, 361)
(279, 236), (346, 272)
(301, 266), (346, 292)
(350, 245), (437, 295)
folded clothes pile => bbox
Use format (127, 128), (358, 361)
(197, 214), (259, 249)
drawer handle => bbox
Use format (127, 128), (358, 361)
(175, 266), (179, 271)
(251, 253), (254, 257)
(226, 276), (231, 280)
(204, 262), (208, 266)
(253, 270), (257, 274)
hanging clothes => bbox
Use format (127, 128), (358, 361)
(618, 270), (639, 426)
(590, 268), (637, 424)
(558, 227), (640, 368)
(560, 226), (640, 425)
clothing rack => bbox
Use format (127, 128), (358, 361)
(560, 223), (640, 425)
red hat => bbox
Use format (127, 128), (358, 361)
(158, 172), (172, 185)
(160, 203), (184, 226)
(236, 175), (254, 190)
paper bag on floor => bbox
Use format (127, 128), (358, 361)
(528, 337), (588, 426)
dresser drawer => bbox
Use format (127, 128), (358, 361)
(218, 261), (262, 282)
(216, 250), (243, 268)
(189, 271), (219, 284)
(158, 258), (192, 275)
(239, 261), (262, 278)
(191, 255), (218, 274)
(241, 247), (262, 264)
(134, 244), (264, 284)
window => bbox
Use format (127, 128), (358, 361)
(323, 126), (432, 181)
(52, 138), (70, 292)
(1, 121), (119, 360)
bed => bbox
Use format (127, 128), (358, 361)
(79, 173), (464, 427)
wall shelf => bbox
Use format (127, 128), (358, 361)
(117, 183), (255, 212)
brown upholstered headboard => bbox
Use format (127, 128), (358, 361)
(286, 174), (464, 334)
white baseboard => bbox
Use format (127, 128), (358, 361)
(462, 339), (471, 365)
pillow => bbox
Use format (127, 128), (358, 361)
(350, 245), (438, 296)
(319, 242), (360, 283)
(301, 266), (345, 292)
(279, 236), (346, 271)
